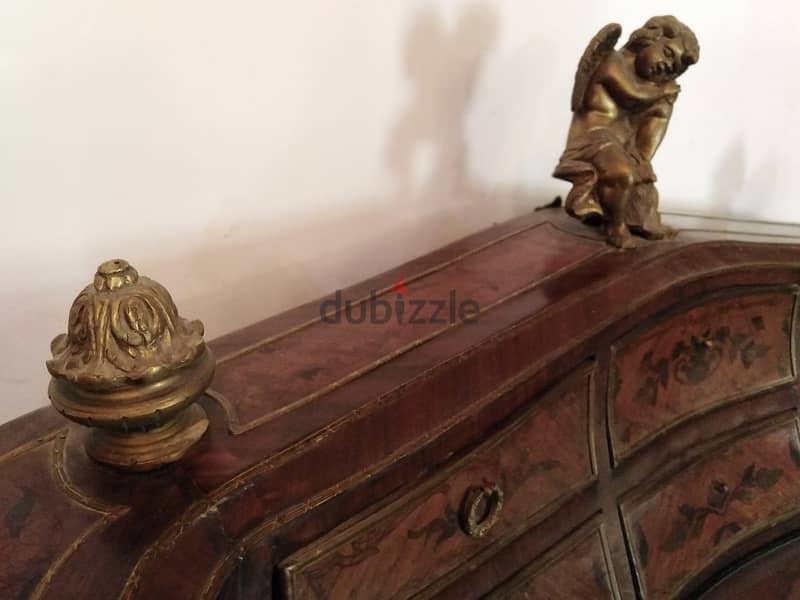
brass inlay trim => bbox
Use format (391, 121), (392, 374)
(211, 230), (609, 435)
(0, 428), (62, 466)
(29, 517), (117, 600)
(664, 211), (800, 229)
(214, 219), (554, 366)
(1, 428), (129, 600)
(52, 430), (127, 515)
(680, 228), (800, 240)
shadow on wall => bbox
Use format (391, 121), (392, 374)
(386, 3), (497, 202)
(710, 138), (780, 220)
(40, 4), (552, 353)
(129, 5), (555, 325)
(386, 3), (550, 217)
(5, 3), (567, 422)
(176, 2), (554, 339)
(710, 139), (746, 217)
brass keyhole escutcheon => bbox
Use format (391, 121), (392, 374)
(460, 484), (504, 538)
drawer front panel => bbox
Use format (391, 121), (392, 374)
(610, 289), (795, 459)
(699, 535), (800, 599)
(281, 370), (595, 600)
(486, 525), (617, 600)
(622, 419), (800, 599)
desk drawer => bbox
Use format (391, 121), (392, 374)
(610, 288), (796, 460)
(280, 368), (596, 599)
(485, 524), (617, 600)
(622, 418), (800, 598)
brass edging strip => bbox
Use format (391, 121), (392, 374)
(27, 429), (128, 600)
(210, 237), (610, 434)
(215, 220), (553, 365)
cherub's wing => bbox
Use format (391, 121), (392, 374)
(570, 23), (622, 112)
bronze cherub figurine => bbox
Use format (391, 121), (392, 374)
(554, 16), (699, 248)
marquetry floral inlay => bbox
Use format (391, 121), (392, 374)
(635, 324), (772, 407)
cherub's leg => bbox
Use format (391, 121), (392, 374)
(594, 147), (636, 249)
(600, 186), (636, 248)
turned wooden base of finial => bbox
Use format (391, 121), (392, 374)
(85, 404), (209, 472)
(49, 347), (215, 471)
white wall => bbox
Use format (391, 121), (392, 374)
(2, 1), (799, 422)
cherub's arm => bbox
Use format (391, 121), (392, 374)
(636, 98), (676, 160)
(597, 55), (675, 109)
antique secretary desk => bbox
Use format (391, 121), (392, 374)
(3, 209), (800, 600)
(5, 14), (800, 600)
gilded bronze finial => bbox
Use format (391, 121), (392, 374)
(554, 16), (699, 248)
(47, 259), (215, 471)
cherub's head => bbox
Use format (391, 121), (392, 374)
(625, 16), (699, 83)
